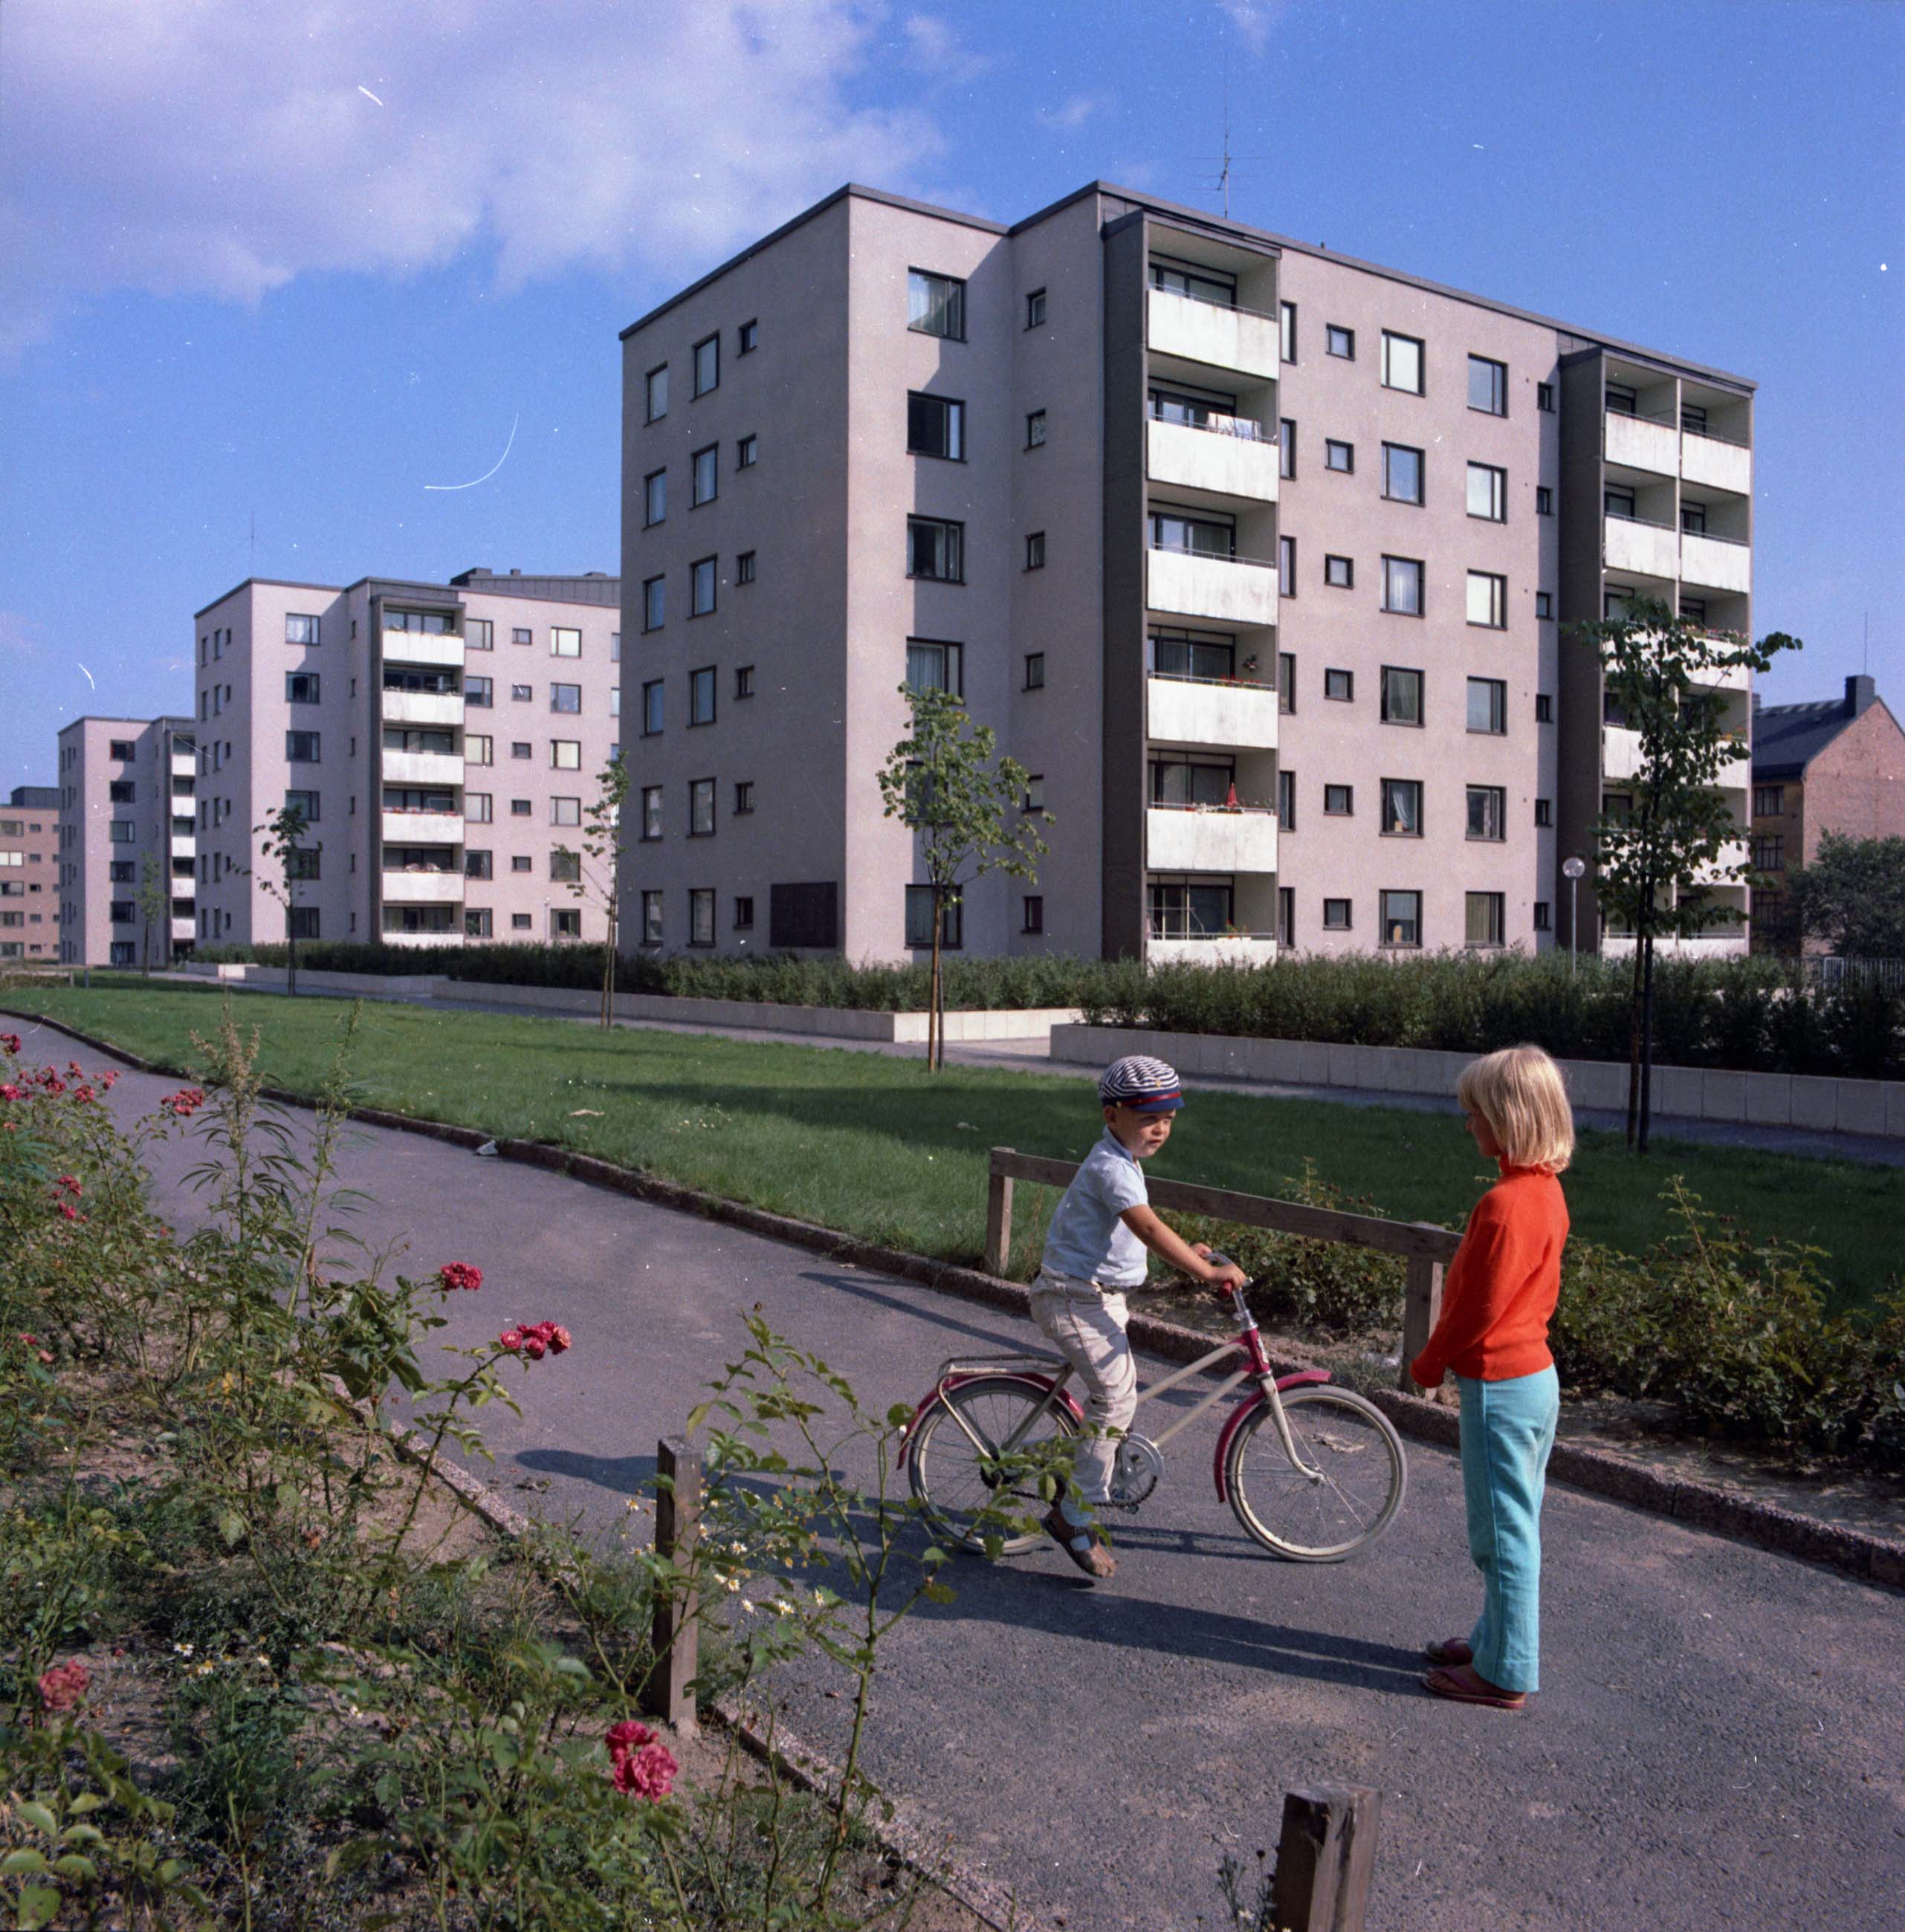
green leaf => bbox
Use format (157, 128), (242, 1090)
(65, 1795), (104, 1816)
(217, 1508), (246, 1548)
(52, 1855), (98, 1881)
(16, 1802), (58, 1837)
(0, 1850), (48, 1876)
(19, 1885), (62, 1930)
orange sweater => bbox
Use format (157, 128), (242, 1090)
(1410, 1164), (1569, 1387)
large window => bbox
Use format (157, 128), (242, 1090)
(1280, 301), (1297, 363)
(1149, 756), (1235, 807)
(1147, 881), (1232, 939)
(690, 779), (715, 837)
(551, 796), (580, 825)
(1466, 785), (1506, 841)
(1148, 627), (1235, 682)
(688, 890), (715, 947)
(1325, 554), (1353, 589)
(645, 365), (668, 421)
(692, 445), (717, 506)
(465, 849), (492, 879)
(1380, 890), (1422, 948)
(1380, 666), (1423, 725)
(644, 469), (666, 525)
(1466, 462), (1507, 521)
(466, 619), (493, 650)
(905, 884), (963, 950)
(550, 741), (581, 770)
(465, 734), (493, 765)
(1468, 355), (1507, 415)
(1324, 438), (1353, 473)
(1382, 556), (1423, 615)
(1149, 260), (1235, 305)
(907, 516), (965, 583)
(692, 334), (719, 397)
(642, 680), (664, 736)
(286, 613), (320, 644)
(1278, 418), (1296, 479)
(1326, 323), (1354, 360)
(691, 557), (717, 616)
(689, 667), (716, 724)
(905, 638), (963, 695)
(285, 732), (320, 763)
(285, 788), (320, 822)
(644, 575), (665, 631)
(641, 890), (663, 947)
(1150, 509), (1234, 557)
(1466, 571), (1508, 629)
(466, 675), (493, 707)
(1466, 891), (1505, 948)
(1381, 443), (1423, 505)
(907, 269), (966, 340)
(552, 627), (580, 658)
(641, 785), (663, 840)
(1753, 785), (1785, 817)
(1381, 778), (1423, 836)
(1381, 331), (1424, 395)
(906, 392), (966, 460)
(1467, 677), (1507, 734)
(550, 684), (581, 714)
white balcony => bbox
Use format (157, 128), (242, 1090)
(1604, 513), (1679, 581)
(1681, 431), (1751, 496)
(1602, 724), (1643, 782)
(1716, 739), (1751, 792)
(383, 927), (465, 949)
(381, 690), (464, 728)
(1689, 646), (1753, 693)
(382, 629), (465, 670)
(1147, 286), (1281, 382)
(1690, 840), (1751, 887)
(1146, 804), (1278, 874)
(169, 917), (195, 941)
(1145, 416), (1278, 505)
(1148, 548), (1279, 629)
(381, 869), (463, 905)
(1147, 675), (1278, 752)
(1604, 411), (1678, 476)
(382, 748), (463, 786)
(1680, 531), (1752, 596)
(170, 753), (195, 778)
(381, 810), (464, 845)
(170, 835), (195, 860)
(1148, 933), (1278, 967)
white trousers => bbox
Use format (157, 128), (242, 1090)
(1030, 1271), (1139, 1505)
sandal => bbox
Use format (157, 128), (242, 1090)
(1423, 1664), (1526, 1711)
(1043, 1506), (1116, 1580)
(1424, 1638), (1474, 1667)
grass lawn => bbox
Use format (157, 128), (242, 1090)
(6, 982), (1900, 1312)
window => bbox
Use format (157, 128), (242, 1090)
(1324, 668), (1353, 702)
(905, 638), (963, 695)
(1534, 591), (1553, 620)
(1323, 898), (1352, 931)
(1025, 409), (1047, 448)
(511, 911), (532, 928)
(907, 392), (966, 458)
(1277, 652), (1297, 713)
(734, 895), (754, 931)
(465, 908), (492, 939)
(908, 516), (965, 583)
(512, 626), (533, 646)
(1381, 666), (1423, 724)
(693, 334), (719, 396)
(549, 684), (581, 714)
(642, 681), (664, 735)
(905, 885), (962, 950)
(1536, 485), (1553, 516)
(1278, 534), (1296, 595)
(1279, 301), (1297, 363)
(687, 779), (715, 837)
(1466, 571), (1508, 629)
(109, 780), (135, 803)
(109, 898), (135, 925)
(1381, 331), (1424, 395)
(466, 675), (494, 707)
(465, 849), (493, 879)
(511, 683), (533, 703)
(1025, 531), (1046, 570)
(1150, 755), (1235, 807)
(1276, 768), (1296, 827)
(1466, 785), (1506, 841)
(551, 796), (580, 826)
(691, 557), (717, 615)
(734, 780), (754, 815)
(465, 734), (494, 765)
(1382, 555), (1423, 615)
(1681, 596), (1708, 626)
(1681, 401), (1708, 435)
(1325, 554), (1353, 589)
(552, 626), (580, 658)
(1466, 462), (1507, 521)
(1534, 797), (1553, 826)
(1466, 677), (1507, 734)
(107, 822), (133, 844)
(737, 433), (757, 469)
(1023, 774), (1046, 814)
(1605, 382), (1637, 418)
(1382, 443), (1423, 504)
(1537, 382), (1555, 412)
(1681, 502), (1707, 537)
(735, 664), (755, 698)
(511, 741), (531, 759)
(1026, 287), (1047, 328)
(286, 731), (320, 762)
(646, 364), (668, 421)
(692, 444), (717, 505)
(908, 269), (966, 339)
(685, 889), (714, 948)
(1753, 785), (1785, 817)
(1467, 355), (1507, 415)
(288, 908), (320, 941)
(1381, 779), (1423, 836)
(551, 741), (580, 770)
(110, 739), (135, 760)
(1325, 323), (1354, 360)
(1153, 508), (1235, 557)
(644, 576), (665, 631)
(641, 891), (663, 946)
(1380, 889), (1422, 948)
(1324, 438), (1353, 473)
(1278, 418), (1296, 479)
(644, 469), (667, 525)
(550, 849), (580, 884)
(1023, 652), (1045, 691)
(641, 785), (663, 840)
(1324, 783), (1353, 816)
(1466, 892), (1505, 948)
(1021, 894), (1044, 935)
(738, 317), (758, 354)
(736, 550), (757, 585)
(1148, 879), (1232, 939)
(466, 793), (493, 823)
(285, 788), (320, 822)
(1150, 259), (1235, 304)
(690, 667), (716, 724)
(1752, 834), (1785, 872)
(611, 632), (621, 659)
(1603, 791), (1634, 823)
(1536, 693), (1553, 723)
(286, 612), (320, 644)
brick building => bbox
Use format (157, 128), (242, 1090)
(0, 785), (62, 962)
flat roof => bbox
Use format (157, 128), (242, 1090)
(196, 571), (617, 619)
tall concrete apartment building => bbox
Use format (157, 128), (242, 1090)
(618, 181), (1756, 962)
(190, 569), (621, 949)
(56, 718), (197, 967)
(1, 785), (63, 962)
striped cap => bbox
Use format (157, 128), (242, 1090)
(1099, 1054), (1184, 1112)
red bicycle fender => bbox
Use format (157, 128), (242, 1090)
(899, 1372), (1085, 1465)
(1212, 1370), (1333, 1503)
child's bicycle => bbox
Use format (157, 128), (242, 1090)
(902, 1274), (1406, 1562)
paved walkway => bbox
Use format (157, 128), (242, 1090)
(47, 1020), (1900, 1932)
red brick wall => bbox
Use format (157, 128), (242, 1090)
(1799, 700), (1905, 860)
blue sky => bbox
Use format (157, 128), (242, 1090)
(1, 0), (1899, 792)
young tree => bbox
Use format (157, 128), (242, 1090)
(253, 803), (319, 999)
(555, 754), (630, 1028)
(1574, 596), (1796, 1150)
(135, 852), (169, 977)
(1784, 832), (1905, 961)
(877, 684), (1049, 1071)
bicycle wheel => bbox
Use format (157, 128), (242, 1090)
(1225, 1386), (1407, 1561)
(908, 1375), (1079, 1555)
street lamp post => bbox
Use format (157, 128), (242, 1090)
(1562, 856), (1587, 975)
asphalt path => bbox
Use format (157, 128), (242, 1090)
(39, 1021), (1904, 1932)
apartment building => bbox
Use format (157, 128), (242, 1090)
(618, 181), (1755, 963)
(56, 719), (197, 967)
(1, 785), (62, 962)
(190, 569), (621, 949)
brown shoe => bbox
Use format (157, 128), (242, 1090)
(1424, 1638), (1474, 1667)
(1044, 1506), (1116, 1579)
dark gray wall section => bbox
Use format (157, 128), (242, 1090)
(1555, 347), (1606, 951)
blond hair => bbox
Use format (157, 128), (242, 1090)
(1456, 1045), (1575, 1173)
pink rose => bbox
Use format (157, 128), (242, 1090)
(606, 1719), (653, 1759)
(0, 1032), (21, 1056)
(38, 1662), (88, 1712)
(0, 1085), (20, 1102)
(56, 1176), (81, 1196)
(497, 1328), (525, 1352)
(609, 1740), (677, 1800)
(438, 1262), (483, 1294)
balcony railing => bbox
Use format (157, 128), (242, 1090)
(1150, 407), (1265, 441)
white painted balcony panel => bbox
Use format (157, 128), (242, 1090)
(1145, 417), (1279, 504)
(170, 836), (195, 860)
(1716, 742), (1752, 792)
(381, 811), (464, 845)
(381, 690), (464, 728)
(1681, 432), (1751, 496)
(171, 754), (195, 777)
(383, 928), (465, 948)
(1147, 676), (1278, 752)
(1690, 840), (1751, 887)
(381, 869), (463, 905)
(1690, 649), (1753, 693)
(1148, 934), (1278, 967)
(1680, 531), (1752, 596)
(381, 630), (465, 670)
(1146, 805), (1278, 875)
(1604, 515), (1679, 581)
(1604, 411), (1678, 476)
(1146, 287), (1281, 382)
(382, 749), (464, 787)
(170, 918), (195, 941)
(1602, 725), (1643, 782)
(1148, 548), (1279, 628)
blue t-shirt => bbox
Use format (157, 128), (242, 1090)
(1041, 1130), (1151, 1287)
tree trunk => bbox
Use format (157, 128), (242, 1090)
(288, 895), (298, 999)
(1638, 929), (1657, 1154)
(928, 884), (945, 1073)
(1626, 922), (1645, 1148)
(601, 901), (615, 1030)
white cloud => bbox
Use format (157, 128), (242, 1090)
(0, 1), (945, 363)
(1035, 93), (1114, 134)
(900, 13), (992, 85)
(1217, 0), (1286, 55)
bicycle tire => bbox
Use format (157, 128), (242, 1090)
(1224, 1385), (1407, 1561)
(908, 1374), (1080, 1555)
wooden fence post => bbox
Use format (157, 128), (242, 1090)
(985, 1148), (1015, 1278)
(1398, 1254), (1445, 1394)
(1272, 1784), (1381, 1932)
(641, 1436), (701, 1733)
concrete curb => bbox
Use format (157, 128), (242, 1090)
(9, 1005), (1901, 1594)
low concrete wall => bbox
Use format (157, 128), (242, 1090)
(1052, 1024), (1905, 1139)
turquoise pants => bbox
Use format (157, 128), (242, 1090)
(1455, 1366), (1559, 1693)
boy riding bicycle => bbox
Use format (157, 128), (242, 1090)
(1034, 1055), (1247, 1578)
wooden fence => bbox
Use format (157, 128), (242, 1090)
(985, 1147), (1461, 1392)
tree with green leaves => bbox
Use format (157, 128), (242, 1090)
(877, 684), (1049, 1071)
(554, 754), (630, 1028)
(135, 852), (169, 977)
(1782, 832), (1905, 961)
(1574, 596), (1797, 1150)
(252, 803), (319, 999)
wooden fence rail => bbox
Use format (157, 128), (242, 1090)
(986, 1147), (1460, 1393)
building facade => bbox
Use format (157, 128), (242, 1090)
(1, 785), (63, 962)
(189, 570), (620, 950)
(617, 181), (1756, 963)
(56, 719), (197, 967)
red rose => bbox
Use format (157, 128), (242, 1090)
(605, 1719), (653, 1760)
(438, 1262), (483, 1294)
(37, 1662), (88, 1712)
(609, 1740), (678, 1800)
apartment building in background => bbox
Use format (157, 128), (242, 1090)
(56, 719), (197, 966)
(618, 180), (1756, 962)
(190, 569), (621, 949)
(1, 785), (63, 961)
